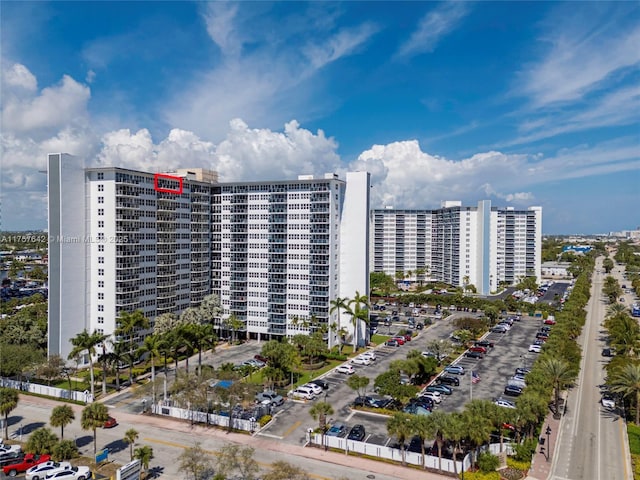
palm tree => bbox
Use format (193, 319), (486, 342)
(309, 401), (334, 432)
(184, 323), (216, 376)
(412, 415), (434, 469)
(141, 334), (162, 405)
(386, 412), (414, 465)
(68, 329), (107, 400)
(539, 357), (576, 418)
(607, 303), (629, 318)
(116, 310), (150, 386)
(0, 388), (19, 440)
(428, 410), (451, 471)
(442, 412), (466, 476)
(25, 427), (58, 454)
(134, 445), (154, 475)
(348, 291), (370, 351)
(124, 428), (139, 461)
(606, 314), (640, 357)
(609, 363), (640, 424)
(80, 402), (110, 456)
(50, 405), (75, 440)
(462, 400), (498, 466)
(330, 296), (350, 349)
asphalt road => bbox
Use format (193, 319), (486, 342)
(549, 257), (632, 480)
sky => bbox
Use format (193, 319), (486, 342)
(1, 1), (638, 234)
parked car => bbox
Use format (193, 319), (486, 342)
(491, 325), (507, 333)
(469, 346), (487, 354)
(403, 404), (431, 416)
(347, 424), (366, 441)
(464, 350), (484, 359)
(289, 386), (316, 400)
(392, 336), (406, 345)
(602, 393), (616, 409)
(420, 391), (442, 404)
(528, 344), (542, 353)
(326, 422), (347, 437)
(353, 396), (376, 408)
(416, 322), (425, 330)
(536, 332), (549, 340)
(426, 384), (453, 395)
(255, 390), (284, 406)
(44, 465), (92, 480)
(385, 339), (400, 347)
(515, 367), (531, 376)
(254, 354), (269, 364)
(25, 461), (71, 480)
(408, 397), (433, 410)
(2, 454), (51, 477)
(336, 364), (355, 375)
(242, 358), (266, 368)
(475, 339), (494, 349)
(497, 322), (512, 331)
(360, 350), (377, 361)
(0, 454), (25, 469)
(437, 375), (460, 386)
(103, 416), (117, 429)
(309, 379), (329, 390)
(351, 356), (372, 366)
(303, 383), (323, 396)
(494, 399), (516, 409)
(544, 318), (557, 325)
(444, 365), (465, 375)
(0, 445), (21, 456)
(602, 348), (614, 357)
(504, 385), (523, 397)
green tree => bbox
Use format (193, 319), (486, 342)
(411, 414), (434, 468)
(216, 444), (259, 480)
(603, 257), (615, 273)
(0, 388), (19, 440)
(197, 293), (223, 324)
(262, 461), (311, 480)
(25, 427), (58, 454)
(124, 428), (139, 461)
(51, 439), (79, 461)
(141, 334), (162, 404)
(134, 445), (154, 474)
(348, 291), (371, 350)
(224, 314), (245, 344)
(330, 297), (351, 350)
(609, 363), (640, 424)
(68, 329), (107, 400)
(370, 272), (396, 296)
(178, 443), (212, 480)
(427, 410), (451, 471)
(153, 312), (181, 336)
(36, 355), (65, 386)
(386, 412), (414, 465)
(309, 401), (334, 431)
(115, 310), (150, 386)
(80, 402), (110, 455)
(374, 370), (418, 402)
(346, 374), (370, 398)
(50, 405), (75, 440)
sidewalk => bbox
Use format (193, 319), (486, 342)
(526, 410), (562, 480)
(18, 394), (451, 480)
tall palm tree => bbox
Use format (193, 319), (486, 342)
(309, 401), (334, 432)
(0, 388), (19, 440)
(80, 402), (109, 456)
(606, 314), (640, 357)
(123, 428), (139, 460)
(539, 357), (576, 418)
(68, 329), (107, 400)
(348, 291), (370, 351)
(141, 334), (162, 404)
(462, 400), (495, 466)
(115, 310), (150, 386)
(49, 405), (75, 440)
(134, 445), (154, 474)
(411, 415), (434, 469)
(386, 412), (414, 465)
(607, 303), (629, 318)
(330, 296), (350, 349)
(428, 410), (451, 471)
(442, 412), (466, 476)
(609, 363), (640, 424)
(187, 323), (217, 376)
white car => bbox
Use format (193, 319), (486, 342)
(420, 391), (442, 404)
(360, 350), (377, 361)
(0, 444), (21, 455)
(26, 461), (71, 480)
(494, 399), (516, 409)
(336, 364), (355, 375)
(601, 393), (615, 409)
(302, 383), (323, 396)
(45, 466), (92, 480)
(351, 356), (372, 366)
(289, 386), (315, 400)
(528, 344), (542, 353)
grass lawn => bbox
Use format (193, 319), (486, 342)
(52, 379), (89, 391)
(244, 359), (344, 391)
(371, 334), (391, 345)
(627, 423), (640, 479)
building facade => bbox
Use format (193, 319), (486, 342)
(47, 153), (369, 361)
(370, 201), (542, 295)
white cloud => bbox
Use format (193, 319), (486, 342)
(1, 67), (90, 136)
(202, 2), (242, 57)
(303, 22), (379, 69)
(396, 2), (469, 58)
(2, 63), (37, 91)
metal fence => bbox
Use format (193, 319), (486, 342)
(150, 403), (256, 433)
(0, 377), (90, 403)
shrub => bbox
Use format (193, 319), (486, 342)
(258, 415), (272, 427)
(506, 457), (531, 472)
(51, 440), (79, 461)
(458, 471), (500, 480)
(628, 423), (640, 455)
(477, 452), (500, 473)
(512, 438), (537, 462)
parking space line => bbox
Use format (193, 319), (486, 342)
(281, 420), (302, 438)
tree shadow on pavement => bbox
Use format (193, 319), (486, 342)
(7, 415), (23, 427)
(146, 466), (164, 479)
(102, 438), (127, 454)
(76, 435), (93, 448)
(21, 422), (45, 434)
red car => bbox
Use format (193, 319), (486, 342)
(2, 453), (51, 476)
(403, 333), (412, 342)
(103, 416), (118, 428)
(392, 336), (406, 345)
(469, 346), (487, 354)
(544, 318), (556, 325)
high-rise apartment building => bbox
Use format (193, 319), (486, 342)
(370, 201), (541, 295)
(47, 153), (370, 361)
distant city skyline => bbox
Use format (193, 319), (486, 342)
(1, 2), (638, 234)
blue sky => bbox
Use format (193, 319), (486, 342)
(1, 1), (638, 234)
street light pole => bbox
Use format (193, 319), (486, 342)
(545, 425), (552, 462)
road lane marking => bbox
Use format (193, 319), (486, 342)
(143, 436), (332, 479)
(619, 415), (629, 480)
(281, 420), (302, 438)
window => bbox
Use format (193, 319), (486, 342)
(98, 280), (104, 288)
(98, 221), (104, 228)
(97, 172), (104, 180)
(98, 244), (104, 252)
(98, 305), (104, 312)
(98, 208), (104, 216)
(98, 269), (104, 276)
(98, 257), (104, 264)
(98, 197), (104, 204)
(98, 184), (104, 192)
(98, 317), (104, 324)
(98, 293), (104, 300)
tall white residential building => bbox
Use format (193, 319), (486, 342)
(47, 153), (370, 360)
(370, 200), (542, 295)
